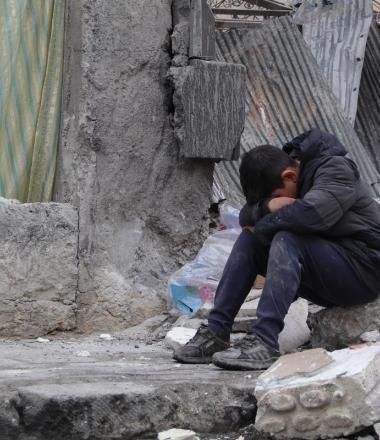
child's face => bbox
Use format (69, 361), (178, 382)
(269, 166), (299, 199)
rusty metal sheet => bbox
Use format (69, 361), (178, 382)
(294, 0), (373, 125)
(355, 20), (380, 172)
(213, 17), (380, 206)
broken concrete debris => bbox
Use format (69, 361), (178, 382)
(169, 60), (246, 160)
(255, 344), (380, 439)
(310, 295), (380, 350)
(167, 298), (310, 354)
(165, 326), (197, 350)
(158, 428), (199, 440)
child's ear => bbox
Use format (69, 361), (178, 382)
(281, 168), (298, 182)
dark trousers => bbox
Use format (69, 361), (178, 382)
(208, 230), (377, 350)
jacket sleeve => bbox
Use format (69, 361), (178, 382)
(254, 156), (358, 244)
(239, 199), (271, 227)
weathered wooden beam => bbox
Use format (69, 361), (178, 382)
(215, 19), (262, 29)
(245, 0), (292, 11)
(212, 8), (291, 16)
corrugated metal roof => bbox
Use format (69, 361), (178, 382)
(293, 0), (372, 125)
(355, 20), (380, 171)
(214, 16), (380, 207)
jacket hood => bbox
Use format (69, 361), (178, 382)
(283, 128), (347, 163)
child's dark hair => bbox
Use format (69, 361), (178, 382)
(239, 145), (297, 204)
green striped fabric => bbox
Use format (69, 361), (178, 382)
(0, 0), (65, 202)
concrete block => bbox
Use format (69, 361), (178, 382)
(189, 0), (215, 60)
(0, 199), (78, 337)
(278, 298), (310, 354)
(255, 345), (380, 439)
(158, 428), (199, 440)
(165, 327), (197, 349)
(170, 60), (246, 160)
(310, 295), (380, 350)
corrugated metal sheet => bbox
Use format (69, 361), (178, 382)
(355, 20), (380, 171)
(214, 17), (380, 207)
(293, 0), (372, 125)
(374, 0), (380, 12)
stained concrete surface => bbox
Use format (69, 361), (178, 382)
(0, 321), (261, 440)
(54, 0), (215, 333)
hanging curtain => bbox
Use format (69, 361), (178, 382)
(0, 0), (65, 202)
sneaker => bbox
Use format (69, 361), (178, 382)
(173, 324), (230, 364)
(212, 333), (280, 370)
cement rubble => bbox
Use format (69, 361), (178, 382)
(310, 296), (380, 350)
(255, 345), (380, 439)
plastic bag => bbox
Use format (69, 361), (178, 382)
(219, 203), (240, 229)
(168, 227), (241, 315)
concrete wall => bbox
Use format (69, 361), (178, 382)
(54, 0), (214, 332)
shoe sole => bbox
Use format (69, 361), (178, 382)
(212, 357), (278, 371)
(173, 354), (213, 364)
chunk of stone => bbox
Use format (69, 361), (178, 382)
(310, 296), (380, 350)
(255, 345), (380, 439)
(165, 327), (197, 349)
(278, 298), (310, 354)
(374, 422), (380, 437)
(169, 60), (246, 160)
(158, 429), (199, 440)
(361, 330), (380, 343)
(0, 201), (78, 337)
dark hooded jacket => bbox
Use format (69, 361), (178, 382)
(240, 128), (380, 294)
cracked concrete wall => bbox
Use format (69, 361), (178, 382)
(54, 1), (214, 332)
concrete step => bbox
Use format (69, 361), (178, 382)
(0, 334), (260, 440)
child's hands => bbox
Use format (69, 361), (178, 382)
(268, 197), (296, 213)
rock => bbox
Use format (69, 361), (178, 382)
(0, 201), (78, 337)
(255, 345), (380, 439)
(55, 0), (214, 333)
(361, 330), (380, 343)
(165, 327), (197, 349)
(169, 59), (246, 160)
(278, 299), (310, 354)
(374, 422), (380, 437)
(158, 428), (199, 440)
(310, 296), (380, 350)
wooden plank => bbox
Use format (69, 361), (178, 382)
(212, 8), (290, 16)
(215, 19), (263, 29)
(245, 0), (292, 11)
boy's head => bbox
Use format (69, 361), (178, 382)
(239, 145), (299, 204)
